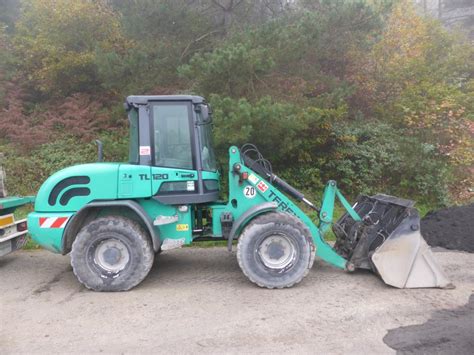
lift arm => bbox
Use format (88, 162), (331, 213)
(318, 180), (362, 235)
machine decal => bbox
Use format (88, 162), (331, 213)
(139, 146), (151, 155)
(39, 216), (69, 229)
(248, 174), (259, 185)
(243, 186), (256, 199)
(152, 174), (169, 180)
(176, 224), (189, 232)
(59, 187), (90, 206)
(268, 190), (296, 215)
(257, 181), (268, 193)
(186, 181), (195, 191)
(48, 176), (90, 206)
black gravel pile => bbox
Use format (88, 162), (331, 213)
(384, 294), (474, 354)
(421, 203), (474, 253)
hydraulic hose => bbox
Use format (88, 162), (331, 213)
(242, 155), (319, 212)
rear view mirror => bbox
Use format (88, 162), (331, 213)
(197, 104), (212, 124)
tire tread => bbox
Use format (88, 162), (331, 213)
(236, 212), (315, 289)
(71, 215), (154, 292)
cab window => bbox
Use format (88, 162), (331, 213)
(152, 103), (193, 170)
(128, 108), (139, 164)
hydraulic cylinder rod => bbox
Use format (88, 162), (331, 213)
(241, 157), (320, 212)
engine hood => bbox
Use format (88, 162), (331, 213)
(35, 163), (120, 212)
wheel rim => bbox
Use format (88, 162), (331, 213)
(257, 233), (297, 270)
(93, 238), (130, 273)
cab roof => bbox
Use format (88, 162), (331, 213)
(126, 95), (205, 107)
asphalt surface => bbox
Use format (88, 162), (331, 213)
(1, 248), (473, 354)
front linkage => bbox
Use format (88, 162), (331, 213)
(234, 145), (451, 288)
(231, 145), (360, 271)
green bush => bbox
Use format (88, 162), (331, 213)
(2, 133), (128, 196)
(326, 122), (452, 205)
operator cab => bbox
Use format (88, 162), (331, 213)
(125, 95), (219, 204)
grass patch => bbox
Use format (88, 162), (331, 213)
(416, 203), (436, 218)
(13, 204), (33, 219)
(187, 240), (235, 248)
(10, 204), (40, 250)
(22, 235), (41, 250)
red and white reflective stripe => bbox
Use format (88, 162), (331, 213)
(39, 217), (69, 229)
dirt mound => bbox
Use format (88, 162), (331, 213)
(384, 294), (474, 354)
(421, 203), (474, 253)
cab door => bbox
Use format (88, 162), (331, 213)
(149, 101), (200, 203)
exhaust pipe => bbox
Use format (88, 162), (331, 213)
(95, 140), (103, 162)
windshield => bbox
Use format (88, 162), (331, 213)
(199, 123), (217, 171)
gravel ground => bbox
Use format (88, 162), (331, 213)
(1, 248), (473, 354)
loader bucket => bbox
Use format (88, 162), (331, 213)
(333, 194), (452, 289)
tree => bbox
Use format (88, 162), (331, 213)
(13, 0), (127, 97)
(181, 1), (384, 99)
(350, 0), (473, 200)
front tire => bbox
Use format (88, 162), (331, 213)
(237, 212), (315, 289)
(71, 216), (154, 292)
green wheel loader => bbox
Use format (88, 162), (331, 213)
(27, 95), (451, 291)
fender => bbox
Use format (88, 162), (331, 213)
(62, 200), (160, 254)
(227, 202), (278, 251)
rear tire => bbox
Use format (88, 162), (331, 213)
(237, 212), (315, 289)
(71, 216), (154, 292)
